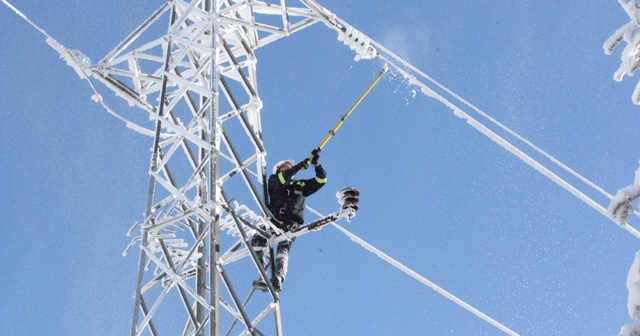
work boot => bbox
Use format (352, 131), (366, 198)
(271, 277), (282, 292)
(253, 279), (269, 292)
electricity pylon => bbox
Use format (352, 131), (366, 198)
(70, 0), (375, 335)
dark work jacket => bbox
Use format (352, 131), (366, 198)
(268, 162), (327, 225)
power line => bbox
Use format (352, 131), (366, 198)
(368, 38), (640, 239)
(306, 207), (520, 335)
(1, 0), (161, 138)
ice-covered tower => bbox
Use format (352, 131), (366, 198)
(68, 0), (376, 335)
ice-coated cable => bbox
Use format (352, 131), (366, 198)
(371, 39), (613, 201)
(306, 207), (519, 335)
(333, 222), (521, 335)
(1, 0), (162, 138)
(302, 0), (639, 233)
(368, 39), (640, 237)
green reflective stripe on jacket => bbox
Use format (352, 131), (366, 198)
(294, 181), (306, 187)
(315, 176), (327, 184)
(278, 172), (287, 185)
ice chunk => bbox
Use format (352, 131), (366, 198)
(608, 164), (640, 225)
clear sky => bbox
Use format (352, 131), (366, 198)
(2, 1), (640, 335)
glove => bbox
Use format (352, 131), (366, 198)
(311, 148), (321, 165)
(296, 159), (310, 170)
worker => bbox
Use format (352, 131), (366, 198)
(252, 148), (326, 292)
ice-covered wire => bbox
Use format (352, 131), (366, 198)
(368, 38), (640, 238)
(304, 0), (639, 233)
(374, 39), (613, 199)
(306, 207), (520, 335)
(1, 0), (163, 138)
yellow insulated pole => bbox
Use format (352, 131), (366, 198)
(311, 64), (389, 160)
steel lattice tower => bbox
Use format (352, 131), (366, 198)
(65, 0), (376, 335)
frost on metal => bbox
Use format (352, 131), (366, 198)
(45, 37), (91, 79)
(337, 25), (377, 61)
(604, 0), (640, 104)
(620, 252), (640, 336)
(608, 163), (640, 225)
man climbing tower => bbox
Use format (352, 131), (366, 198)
(252, 148), (327, 292)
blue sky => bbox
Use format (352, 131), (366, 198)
(2, 1), (640, 335)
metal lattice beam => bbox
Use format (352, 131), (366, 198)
(88, 1), (324, 335)
(68, 0), (374, 334)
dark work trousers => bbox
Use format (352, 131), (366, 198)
(251, 223), (297, 282)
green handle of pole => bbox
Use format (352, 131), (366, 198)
(309, 64), (389, 162)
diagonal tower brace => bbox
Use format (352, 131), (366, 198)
(44, 0), (379, 335)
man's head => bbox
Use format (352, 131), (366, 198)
(273, 160), (295, 174)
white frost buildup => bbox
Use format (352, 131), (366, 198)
(620, 321), (640, 336)
(337, 25), (377, 61)
(620, 252), (640, 335)
(608, 164), (640, 225)
(629, 252), (640, 320)
(604, 0), (640, 104)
